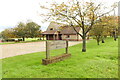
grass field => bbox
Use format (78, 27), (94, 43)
(2, 38), (118, 78)
(9, 37), (46, 41)
(0, 38), (46, 45)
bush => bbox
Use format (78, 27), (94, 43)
(5, 39), (15, 42)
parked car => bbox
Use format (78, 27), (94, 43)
(4, 38), (23, 42)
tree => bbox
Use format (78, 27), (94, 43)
(1, 28), (15, 39)
(14, 22), (27, 41)
(90, 24), (107, 45)
(36, 30), (42, 40)
(26, 22), (41, 38)
(40, 0), (116, 52)
(102, 16), (118, 41)
(14, 22), (41, 41)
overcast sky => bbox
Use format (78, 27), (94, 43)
(0, 0), (119, 32)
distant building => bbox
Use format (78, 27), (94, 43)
(42, 22), (84, 41)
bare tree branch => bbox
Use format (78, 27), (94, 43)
(70, 23), (83, 37)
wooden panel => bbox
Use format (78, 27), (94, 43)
(47, 41), (66, 50)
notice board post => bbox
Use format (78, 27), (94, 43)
(42, 40), (71, 65)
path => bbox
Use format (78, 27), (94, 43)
(1, 41), (82, 59)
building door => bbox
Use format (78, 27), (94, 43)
(46, 35), (54, 40)
(49, 35), (54, 40)
(59, 34), (62, 40)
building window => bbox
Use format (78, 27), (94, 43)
(50, 28), (53, 30)
(66, 35), (70, 38)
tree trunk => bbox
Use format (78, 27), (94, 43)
(97, 41), (99, 45)
(43, 35), (44, 40)
(82, 36), (86, 52)
(114, 35), (117, 41)
(113, 31), (117, 41)
(114, 37), (116, 41)
(102, 39), (105, 43)
(97, 40), (100, 45)
(96, 36), (100, 45)
(22, 37), (25, 41)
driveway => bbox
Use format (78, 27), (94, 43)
(0, 41), (82, 59)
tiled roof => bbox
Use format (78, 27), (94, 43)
(60, 26), (80, 34)
(42, 30), (57, 34)
(42, 26), (81, 35)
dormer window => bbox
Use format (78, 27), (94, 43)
(50, 28), (53, 30)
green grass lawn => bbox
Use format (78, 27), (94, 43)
(0, 38), (46, 45)
(9, 37), (46, 41)
(2, 38), (118, 78)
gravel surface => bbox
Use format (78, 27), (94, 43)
(1, 41), (82, 59)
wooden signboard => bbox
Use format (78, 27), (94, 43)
(42, 40), (71, 65)
(46, 41), (68, 59)
(48, 41), (66, 50)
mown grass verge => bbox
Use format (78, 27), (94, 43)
(2, 38), (118, 78)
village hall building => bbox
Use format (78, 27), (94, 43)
(42, 22), (84, 41)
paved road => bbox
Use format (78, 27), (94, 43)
(0, 41), (81, 59)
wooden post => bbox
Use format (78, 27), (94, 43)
(57, 34), (59, 40)
(43, 35), (44, 40)
(46, 41), (50, 59)
(48, 35), (50, 40)
(53, 34), (55, 40)
(40, 34), (42, 40)
(66, 41), (68, 54)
